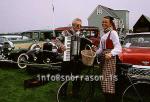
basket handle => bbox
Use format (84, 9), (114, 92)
(84, 44), (94, 57)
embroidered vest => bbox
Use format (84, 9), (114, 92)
(106, 31), (114, 49)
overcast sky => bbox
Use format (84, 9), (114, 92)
(0, 0), (150, 33)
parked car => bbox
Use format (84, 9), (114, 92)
(15, 27), (99, 69)
(0, 34), (41, 68)
(17, 37), (93, 69)
(119, 32), (150, 67)
(17, 41), (59, 69)
(119, 34), (126, 45)
(55, 26), (100, 47)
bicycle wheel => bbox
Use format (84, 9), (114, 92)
(122, 80), (150, 102)
(57, 80), (81, 102)
(57, 65), (104, 102)
(57, 80), (104, 102)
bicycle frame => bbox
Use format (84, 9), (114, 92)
(120, 64), (150, 102)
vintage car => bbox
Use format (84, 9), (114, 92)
(119, 32), (150, 67)
(0, 34), (42, 68)
(0, 34), (41, 49)
(17, 37), (93, 69)
(16, 27), (98, 69)
(55, 26), (100, 47)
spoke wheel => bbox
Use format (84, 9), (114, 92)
(17, 53), (29, 69)
(122, 81), (150, 102)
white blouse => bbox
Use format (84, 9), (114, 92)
(96, 30), (122, 56)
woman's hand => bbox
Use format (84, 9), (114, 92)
(92, 45), (97, 52)
(105, 53), (112, 60)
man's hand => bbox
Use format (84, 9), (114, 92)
(105, 53), (112, 60)
(60, 45), (66, 52)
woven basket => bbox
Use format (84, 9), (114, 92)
(81, 45), (96, 66)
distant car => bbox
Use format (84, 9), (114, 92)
(0, 35), (41, 50)
(0, 34), (41, 68)
(119, 34), (126, 45)
(119, 32), (150, 67)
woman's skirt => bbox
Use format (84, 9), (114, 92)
(100, 49), (116, 94)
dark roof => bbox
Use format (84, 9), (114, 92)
(144, 15), (150, 22)
(99, 5), (119, 19)
(133, 14), (150, 28)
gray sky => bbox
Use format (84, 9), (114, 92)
(0, 0), (150, 33)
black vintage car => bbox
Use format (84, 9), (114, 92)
(17, 40), (59, 69)
(0, 30), (59, 69)
(17, 37), (93, 69)
(0, 34), (41, 68)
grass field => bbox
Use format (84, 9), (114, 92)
(0, 63), (149, 102)
(0, 63), (105, 102)
(0, 63), (61, 102)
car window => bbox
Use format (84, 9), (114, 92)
(8, 38), (18, 41)
(33, 32), (39, 40)
(124, 34), (150, 47)
(13, 36), (31, 42)
(0, 37), (9, 42)
(21, 32), (40, 40)
(0, 37), (5, 42)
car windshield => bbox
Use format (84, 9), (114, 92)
(123, 34), (150, 48)
(0, 35), (31, 42)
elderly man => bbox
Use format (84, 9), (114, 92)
(54, 18), (83, 52)
(55, 18), (83, 97)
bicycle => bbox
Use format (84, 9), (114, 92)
(56, 57), (107, 102)
(118, 63), (150, 102)
(57, 61), (150, 102)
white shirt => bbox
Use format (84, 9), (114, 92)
(96, 30), (122, 56)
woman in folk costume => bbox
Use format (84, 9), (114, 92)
(96, 16), (122, 102)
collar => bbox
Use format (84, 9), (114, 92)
(103, 27), (112, 33)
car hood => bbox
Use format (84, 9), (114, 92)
(122, 47), (150, 53)
(120, 47), (150, 66)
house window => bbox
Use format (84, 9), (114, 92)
(97, 7), (103, 15)
(119, 19), (124, 25)
(119, 19), (124, 29)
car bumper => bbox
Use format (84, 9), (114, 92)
(132, 65), (150, 69)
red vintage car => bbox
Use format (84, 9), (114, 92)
(119, 32), (150, 67)
(55, 26), (100, 47)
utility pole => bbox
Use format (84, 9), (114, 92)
(51, 0), (56, 37)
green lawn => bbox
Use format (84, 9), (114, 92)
(0, 63), (104, 102)
(0, 63), (149, 102)
(0, 63), (60, 102)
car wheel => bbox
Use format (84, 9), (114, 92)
(17, 53), (29, 69)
